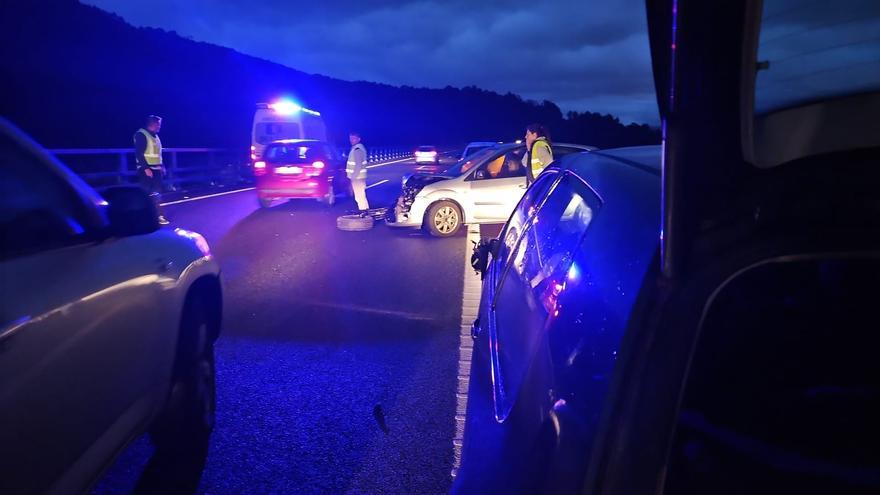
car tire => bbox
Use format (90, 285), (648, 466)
(258, 197), (272, 208)
(151, 292), (216, 447)
(425, 200), (462, 237)
(138, 292), (217, 494)
(337, 214), (374, 231)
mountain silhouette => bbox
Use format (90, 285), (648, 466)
(1, 0), (659, 150)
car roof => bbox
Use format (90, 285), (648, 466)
(561, 144), (661, 182)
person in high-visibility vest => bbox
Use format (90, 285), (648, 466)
(133, 115), (169, 224)
(522, 123), (554, 184)
(346, 131), (370, 211)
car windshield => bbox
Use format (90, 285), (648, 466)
(264, 142), (326, 164)
(442, 147), (500, 177)
(417, 146), (436, 152)
(755, 0), (880, 113)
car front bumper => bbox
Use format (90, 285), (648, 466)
(385, 195), (429, 228)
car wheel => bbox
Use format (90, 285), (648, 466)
(150, 293), (216, 445)
(337, 214), (374, 231)
(138, 292), (216, 493)
(426, 200), (462, 237)
(258, 197), (272, 208)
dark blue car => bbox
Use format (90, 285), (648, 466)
(455, 0), (880, 493)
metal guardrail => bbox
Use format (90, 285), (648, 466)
(49, 146), (427, 190)
(50, 147), (248, 190)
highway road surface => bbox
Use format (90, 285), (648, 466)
(92, 154), (495, 494)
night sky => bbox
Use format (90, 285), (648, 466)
(83, 0), (658, 124)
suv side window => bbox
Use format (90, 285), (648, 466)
(490, 172), (601, 419)
(0, 134), (97, 260)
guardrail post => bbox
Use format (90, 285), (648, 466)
(168, 151), (179, 191)
(118, 152), (127, 184)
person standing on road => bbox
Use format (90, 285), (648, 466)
(134, 115), (169, 225)
(346, 131), (369, 211)
(523, 123), (554, 184)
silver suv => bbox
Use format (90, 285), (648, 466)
(387, 143), (594, 236)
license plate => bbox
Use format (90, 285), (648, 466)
(276, 166), (302, 174)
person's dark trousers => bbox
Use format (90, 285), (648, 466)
(138, 166), (166, 218)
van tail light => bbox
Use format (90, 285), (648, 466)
(254, 161), (267, 176)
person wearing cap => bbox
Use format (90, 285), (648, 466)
(134, 115), (169, 224)
(522, 123), (554, 184)
(346, 131), (369, 211)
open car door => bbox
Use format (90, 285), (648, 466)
(585, 1), (880, 494)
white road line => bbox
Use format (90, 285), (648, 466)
(365, 157), (412, 169)
(452, 224), (482, 479)
(160, 187), (255, 206)
(365, 179), (389, 190)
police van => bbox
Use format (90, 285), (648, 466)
(251, 99), (327, 160)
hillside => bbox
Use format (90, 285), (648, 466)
(1, 0), (659, 150)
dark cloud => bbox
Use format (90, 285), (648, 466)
(84, 0), (659, 123)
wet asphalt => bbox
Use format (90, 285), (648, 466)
(93, 157), (470, 494)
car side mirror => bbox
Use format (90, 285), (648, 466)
(101, 186), (160, 237)
(470, 238), (500, 279)
(474, 169), (488, 180)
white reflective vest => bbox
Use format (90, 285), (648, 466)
(346, 143), (367, 180)
(136, 128), (163, 166)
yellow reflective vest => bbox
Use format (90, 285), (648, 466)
(527, 138), (553, 180)
(135, 128), (163, 166)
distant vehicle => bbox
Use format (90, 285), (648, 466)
(414, 145), (440, 166)
(251, 99), (327, 161)
(387, 142), (594, 237)
(0, 118), (222, 494)
(460, 141), (499, 160)
(254, 139), (349, 208)
(455, 0), (880, 493)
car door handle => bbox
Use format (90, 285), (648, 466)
(518, 184), (527, 189)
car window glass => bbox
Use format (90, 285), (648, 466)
(496, 172), (558, 266)
(256, 123), (302, 145)
(473, 150), (527, 180)
(756, 0), (880, 113)
(0, 134), (96, 259)
(443, 147), (498, 176)
(491, 172), (600, 419)
(265, 143), (323, 164)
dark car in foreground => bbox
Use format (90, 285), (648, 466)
(455, 0), (880, 493)
(254, 139), (349, 208)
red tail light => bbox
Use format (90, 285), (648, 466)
(312, 161), (325, 169)
(254, 161), (267, 176)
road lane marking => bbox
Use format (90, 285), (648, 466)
(296, 299), (435, 322)
(366, 179), (389, 190)
(160, 187), (255, 206)
(365, 157), (412, 169)
(452, 224), (482, 478)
